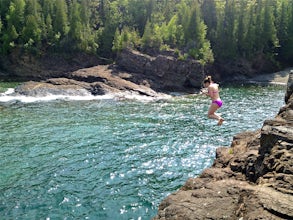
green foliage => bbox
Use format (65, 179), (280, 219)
(22, 15), (41, 51)
(0, 0), (292, 66)
(68, 0), (83, 51)
(216, 0), (237, 59)
(112, 26), (141, 52)
(0, 18), (2, 34)
(22, 0), (42, 51)
(141, 20), (162, 49)
(1, 0), (25, 53)
(183, 1), (214, 64)
(54, 0), (69, 37)
(126, 0), (151, 36)
(276, 0), (293, 63)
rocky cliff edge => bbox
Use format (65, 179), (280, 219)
(153, 71), (293, 220)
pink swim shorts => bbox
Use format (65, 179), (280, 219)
(212, 99), (223, 108)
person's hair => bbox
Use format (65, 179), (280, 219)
(203, 75), (212, 84)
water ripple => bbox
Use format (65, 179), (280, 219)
(0, 85), (285, 219)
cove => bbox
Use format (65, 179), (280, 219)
(0, 85), (285, 219)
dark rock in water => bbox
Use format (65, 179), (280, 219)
(15, 80), (90, 96)
(13, 65), (167, 98)
(153, 72), (293, 219)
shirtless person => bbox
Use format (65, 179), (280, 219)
(201, 76), (224, 126)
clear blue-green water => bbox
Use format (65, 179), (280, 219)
(0, 85), (286, 219)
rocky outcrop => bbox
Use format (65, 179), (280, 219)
(12, 49), (205, 98)
(14, 65), (162, 98)
(153, 72), (293, 219)
(116, 49), (205, 92)
(212, 55), (281, 83)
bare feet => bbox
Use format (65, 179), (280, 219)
(217, 118), (224, 126)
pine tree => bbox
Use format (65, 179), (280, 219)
(44, 14), (54, 43)
(254, 0), (265, 53)
(244, 4), (257, 58)
(201, 0), (218, 47)
(22, 15), (42, 51)
(22, 0), (43, 50)
(236, 1), (248, 57)
(177, 0), (190, 45)
(0, 0), (291, 65)
(0, 0), (11, 20)
(112, 28), (122, 52)
(68, 0), (83, 50)
(127, 0), (150, 36)
(185, 0), (213, 64)
(79, 0), (98, 52)
(54, 0), (69, 38)
(275, 0), (290, 62)
(277, 0), (289, 44)
(218, 0), (237, 59)
(142, 20), (155, 48)
(280, 0), (293, 63)
(162, 15), (180, 47)
(1, 0), (25, 53)
(97, 0), (125, 56)
(0, 18), (2, 34)
(6, 0), (26, 35)
(262, 0), (278, 53)
(41, 0), (55, 17)
(40, 0), (55, 45)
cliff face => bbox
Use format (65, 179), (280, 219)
(115, 49), (205, 92)
(153, 71), (293, 220)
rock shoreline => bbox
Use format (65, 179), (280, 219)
(8, 49), (206, 98)
(7, 49), (292, 99)
(152, 71), (293, 219)
(13, 65), (164, 98)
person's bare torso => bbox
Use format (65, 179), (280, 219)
(208, 83), (220, 100)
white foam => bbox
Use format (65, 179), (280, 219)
(4, 88), (15, 95)
(0, 88), (115, 103)
(0, 89), (171, 103)
(115, 91), (171, 102)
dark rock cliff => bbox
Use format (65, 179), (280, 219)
(11, 49), (205, 97)
(115, 49), (204, 92)
(153, 71), (293, 220)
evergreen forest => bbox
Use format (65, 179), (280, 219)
(0, 0), (292, 66)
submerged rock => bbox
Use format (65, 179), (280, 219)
(153, 72), (293, 219)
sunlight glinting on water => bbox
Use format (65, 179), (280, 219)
(0, 85), (286, 219)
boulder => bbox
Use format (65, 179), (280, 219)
(153, 72), (293, 219)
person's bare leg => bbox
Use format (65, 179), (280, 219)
(208, 103), (224, 125)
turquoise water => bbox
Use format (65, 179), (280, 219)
(0, 85), (285, 219)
